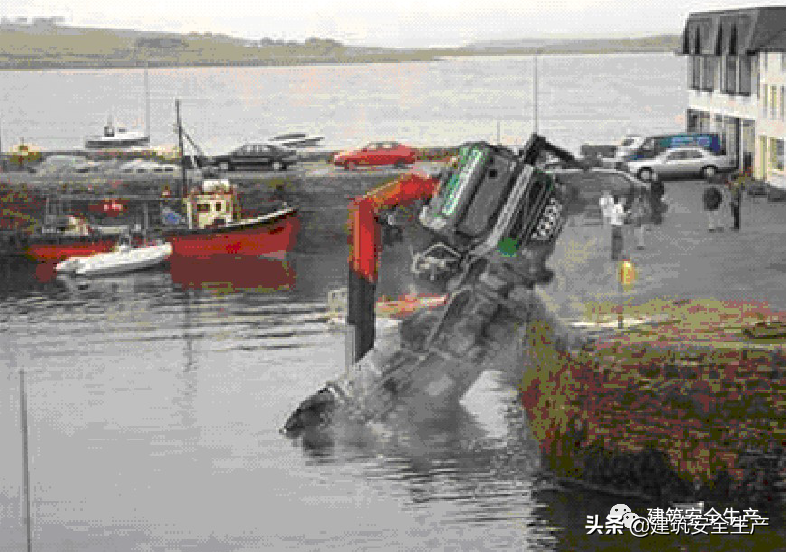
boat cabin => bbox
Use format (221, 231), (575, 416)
(41, 214), (92, 236)
(184, 179), (241, 230)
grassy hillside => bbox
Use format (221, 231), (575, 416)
(0, 23), (680, 70)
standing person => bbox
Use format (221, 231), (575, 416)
(599, 190), (614, 227)
(728, 172), (744, 231)
(703, 183), (723, 232)
(630, 193), (648, 249)
(649, 174), (665, 226)
(609, 195), (627, 260)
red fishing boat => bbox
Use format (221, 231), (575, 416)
(25, 214), (120, 262)
(24, 179), (299, 261)
(166, 178), (299, 259)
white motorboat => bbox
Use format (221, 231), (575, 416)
(56, 238), (172, 277)
(268, 133), (323, 148)
(85, 121), (150, 149)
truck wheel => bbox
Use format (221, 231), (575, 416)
(219, 161), (231, 172)
(272, 161), (284, 171)
(344, 161), (357, 171)
(701, 166), (717, 180)
(638, 168), (653, 182)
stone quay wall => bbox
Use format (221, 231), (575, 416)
(519, 299), (786, 508)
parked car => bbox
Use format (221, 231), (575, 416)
(333, 141), (418, 170)
(210, 143), (297, 172)
(30, 155), (99, 175)
(550, 167), (649, 222)
(622, 146), (735, 182)
(119, 159), (178, 174)
(624, 133), (723, 161)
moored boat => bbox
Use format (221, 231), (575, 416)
(166, 178), (299, 258)
(56, 235), (172, 277)
(26, 214), (119, 262)
(85, 121), (150, 150)
(325, 288), (447, 327)
(23, 179), (299, 262)
(268, 133), (323, 149)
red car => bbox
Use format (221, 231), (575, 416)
(333, 141), (417, 170)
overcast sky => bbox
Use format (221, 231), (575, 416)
(6, 0), (786, 48)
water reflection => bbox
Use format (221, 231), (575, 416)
(169, 255), (295, 293)
(292, 373), (556, 544)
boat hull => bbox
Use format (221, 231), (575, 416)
(85, 136), (151, 149)
(164, 208), (300, 259)
(26, 236), (118, 262)
(26, 209), (299, 262)
(73, 243), (172, 277)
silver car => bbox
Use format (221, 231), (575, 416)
(30, 155), (100, 175)
(624, 146), (735, 182)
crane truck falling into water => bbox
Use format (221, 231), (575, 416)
(283, 134), (591, 437)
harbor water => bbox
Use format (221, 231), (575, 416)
(1, 246), (784, 551)
(0, 53), (685, 155)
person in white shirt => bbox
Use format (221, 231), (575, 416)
(599, 190), (614, 227)
(629, 194), (648, 249)
(609, 195), (627, 260)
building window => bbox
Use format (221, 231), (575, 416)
(782, 86), (785, 121)
(770, 138), (784, 172)
(772, 86), (778, 118)
(782, 52), (786, 72)
(764, 51), (768, 71)
(739, 56), (752, 95)
(690, 56), (701, 90)
(702, 57), (717, 91)
(764, 86), (769, 117)
(756, 55), (760, 98)
(725, 56), (737, 94)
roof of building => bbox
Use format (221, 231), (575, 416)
(679, 6), (786, 55)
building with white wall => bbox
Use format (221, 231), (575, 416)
(679, 6), (786, 183)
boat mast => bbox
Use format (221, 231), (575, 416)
(144, 61), (151, 141)
(20, 369), (33, 552)
(175, 99), (187, 198)
(143, 201), (149, 243)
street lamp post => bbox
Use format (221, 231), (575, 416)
(533, 51), (540, 134)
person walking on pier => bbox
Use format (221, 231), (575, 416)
(649, 174), (665, 226)
(609, 195), (627, 260)
(630, 193), (647, 249)
(703, 183), (723, 232)
(599, 190), (614, 227)
(728, 173), (744, 231)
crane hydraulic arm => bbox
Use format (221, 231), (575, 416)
(347, 172), (439, 362)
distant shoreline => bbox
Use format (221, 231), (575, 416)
(0, 48), (677, 72)
(0, 22), (679, 71)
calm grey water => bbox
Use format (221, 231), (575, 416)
(2, 54), (785, 551)
(0, 53), (684, 154)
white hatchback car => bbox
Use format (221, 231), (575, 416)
(119, 159), (178, 174)
(623, 146), (736, 182)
